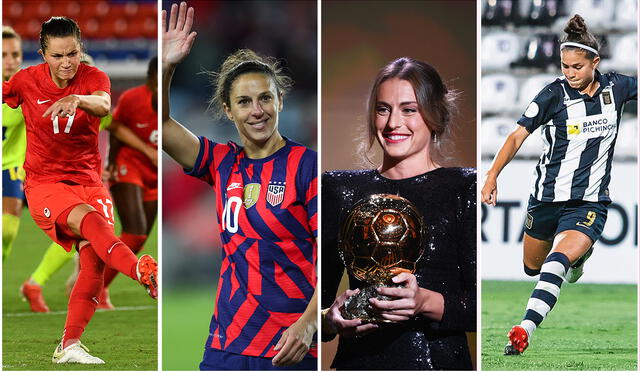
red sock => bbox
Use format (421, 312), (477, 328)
(79, 211), (138, 281)
(103, 233), (147, 288)
(62, 245), (104, 348)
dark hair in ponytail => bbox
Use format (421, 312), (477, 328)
(40, 17), (82, 52)
(205, 49), (293, 120)
(561, 14), (600, 60)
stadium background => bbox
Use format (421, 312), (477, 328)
(2, 0), (158, 369)
(160, 1), (317, 369)
(480, 0), (637, 369)
(321, 0), (477, 369)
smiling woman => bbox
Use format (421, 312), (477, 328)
(205, 49), (293, 159)
(162, 2), (317, 370)
(321, 57), (476, 370)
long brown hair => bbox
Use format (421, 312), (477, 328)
(360, 57), (459, 166)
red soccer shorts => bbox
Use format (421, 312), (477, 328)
(25, 183), (115, 252)
(111, 152), (157, 202)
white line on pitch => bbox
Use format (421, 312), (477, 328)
(4, 305), (156, 317)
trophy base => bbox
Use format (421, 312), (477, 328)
(340, 284), (398, 323)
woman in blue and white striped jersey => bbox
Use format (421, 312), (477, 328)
(481, 14), (637, 355)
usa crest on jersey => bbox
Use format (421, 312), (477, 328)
(266, 181), (285, 206)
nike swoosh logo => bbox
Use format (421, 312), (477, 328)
(107, 242), (118, 254)
(37, 99), (51, 104)
(136, 123), (149, 128)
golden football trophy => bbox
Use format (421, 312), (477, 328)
(338, 194), (425, 322)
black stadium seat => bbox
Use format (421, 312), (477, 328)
(482, 0), (519, 27)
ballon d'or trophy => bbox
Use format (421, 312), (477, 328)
(338, 194), (426, 322)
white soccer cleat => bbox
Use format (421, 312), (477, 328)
(566, 247), (594, 284)
(52, 341), (105, 364)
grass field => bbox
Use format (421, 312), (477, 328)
(162, 287), (214, 370)
(482, 280), (637, 370)
(3, 209), (158, 370)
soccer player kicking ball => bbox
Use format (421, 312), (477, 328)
(19, 53), (128, 313)
(3, 17), (158, 364)
(481, 14), (637, 355)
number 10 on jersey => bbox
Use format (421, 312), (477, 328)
(222, 196), (242, 233)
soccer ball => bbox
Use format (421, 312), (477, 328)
(339, 194), (425, 283)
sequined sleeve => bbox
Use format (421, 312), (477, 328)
(438, 173), (477, 332)
(321, 171), (346, 342)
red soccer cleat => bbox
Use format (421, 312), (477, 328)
(504, 325), (529, 355)
(136, 254), (158, 300)
(96, 288), (115, 310)
(20, 279), (50, 313)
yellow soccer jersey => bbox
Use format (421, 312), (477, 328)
(2, 103), (26, 170)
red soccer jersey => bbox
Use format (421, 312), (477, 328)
(3, 63), (111, 188)
(112, 84), (157, 169)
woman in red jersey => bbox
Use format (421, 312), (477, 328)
(99, 56), (159, 309)
(163, 2), (317, 370)
(2, 17), (157, 364)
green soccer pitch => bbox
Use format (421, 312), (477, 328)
(2, 209), (158, 370)
(482, 280), (637, 370)
(162, 286), (214, 370)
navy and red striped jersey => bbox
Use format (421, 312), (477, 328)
(185, 136), (317, 358)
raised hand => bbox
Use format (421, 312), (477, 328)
(162, 2), (197, 66)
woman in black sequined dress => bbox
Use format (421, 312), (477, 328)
(321, 58), (476, 370)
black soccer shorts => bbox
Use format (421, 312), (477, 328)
(523, 195), (608, 243)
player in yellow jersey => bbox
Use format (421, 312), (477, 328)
(2, 26), (26, 262)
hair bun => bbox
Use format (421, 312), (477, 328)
(564, 14), (587, 38)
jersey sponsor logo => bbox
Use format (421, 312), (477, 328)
(266, 181), (286, 207)
(243, 183), (261, 209)
(567, 124), (580, 136)
(37, 99), (50, 104)
(524, 102), (539, 118)
(566, 112), (617, 140)
(227, 182), (242, 191)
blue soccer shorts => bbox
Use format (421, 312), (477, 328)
(524, 195), (608, 243)
(200, 347), (317, 371)
(2, 167), (24, 199)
